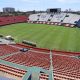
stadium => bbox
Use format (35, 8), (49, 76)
(0, 0), (80, 80)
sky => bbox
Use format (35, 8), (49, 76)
(0, 0), (80, 11)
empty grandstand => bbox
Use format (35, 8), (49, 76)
(28, 8), (80, 28)
(0, 7), (80, 80)
(0, 16), (27, 26)
(0, 41), (80, 80)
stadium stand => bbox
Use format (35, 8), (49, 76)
(0, 11), (80, 79)
(29, 13), (41, 21)
(0, 43), (80, 80)
(0, 11), (79, 28)
(0, 64), (26, 80)
(0, 44), (19, 56)
(51, 13), (66, 23)
(38, 13), (50, 22)
(76, 19), (80, 27)
(69, 14), (80, 24)
(0, 16), (27, 26)
(28, 12), (80, 27)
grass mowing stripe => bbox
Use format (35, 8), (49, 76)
(57, 28), (71, 51)
(31, 26), (54, 41)
(26, 26), (50, 41)
(66, 29), (77, 52)
(38, 26), (59, 49)
(48, 27), (67, 50)
(39, 26), (64, 49)
(51, 27), (67, 50)
(74, 29), (80, 52)
(16, 25), (47, 42)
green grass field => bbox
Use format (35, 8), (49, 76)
(0, 23), (80, 52)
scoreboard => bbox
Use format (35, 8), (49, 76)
(47, 8), (61, 13)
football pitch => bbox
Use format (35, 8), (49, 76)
(0, 23), (80, 52)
